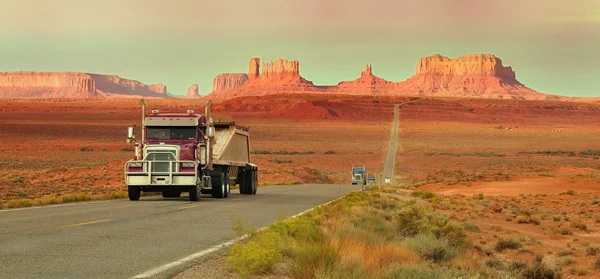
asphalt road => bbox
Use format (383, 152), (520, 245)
(381, 99), (423, 184)
(382, 104), (400, 183)
(0, 184), (358, 279)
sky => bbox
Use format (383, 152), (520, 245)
(0, 0), (599, 97)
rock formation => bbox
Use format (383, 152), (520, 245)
(391, 54), (543, 99)
(248, 58), (260, 80)
(211, 73), (248, 93)
(209, 58), (320, 99)
(148, 83), (167, 95)
(333, 64), (392, 94)
(259, 59), (300, 79)
(185, 84), (200, 98)
(0, 72), (170, 99)
(206, 54), (554, 101)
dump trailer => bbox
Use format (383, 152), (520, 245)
(123, 99), (258, 201)
(351, 165), (367, 185)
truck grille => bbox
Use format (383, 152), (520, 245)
(146, 151), (177, 173)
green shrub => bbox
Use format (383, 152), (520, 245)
(403, 234), (458, 263)
(556, 257), (576, 266)
(495, 238), (521, 252)
(5, 199), (34, 208)
(411, 191), (437, 201)
(571, 220), (587, 231)
(394, 203), (467, 246)
(559, 190), (576, 196)
(569, 267), (588, 275)
(484, 258), (504, 269)
(558, 250), (574, 257)
(462, 222), (480, 232)
(521, 255), (563, 279)
(227, 230), (283, 276)
(586, 246), (599, 256)
(323, 150), (336, 155)
(509, 260), (528, 272)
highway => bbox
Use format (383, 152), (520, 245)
(0, 184), (357, 279)
(381, 99), (423, 184)
(381, 104), (400, 183)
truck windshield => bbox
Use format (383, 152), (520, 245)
(147, 127), (196, 140)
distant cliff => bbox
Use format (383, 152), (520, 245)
(0, 72), (168, 99)
(205, 54), (563, 101)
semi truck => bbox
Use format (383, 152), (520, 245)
(123, 99), (258, 201)
(351, 165), (367, 185)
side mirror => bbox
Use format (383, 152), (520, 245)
(207, 126), (215, 139)
(127, 126), (135, 139)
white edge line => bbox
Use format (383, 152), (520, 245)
(0, 200), (118, 213)
(130, 191), (353, 279)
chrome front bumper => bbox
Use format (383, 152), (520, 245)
(124, 160), (198, 186)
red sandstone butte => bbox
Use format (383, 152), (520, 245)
(185, 84), (201, 98)
(211, 73), (248, 94)
(333, 64), (392, 95)
(207, 54), (565, 101)
(390, 54), (548, 100)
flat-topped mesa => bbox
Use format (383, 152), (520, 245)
(0, 72), (171, 99)
(212, 73), (248, 93)
(0, 72), (96, 92)
(94, 75), (167, 94)
(260, 59), (300, 80)
(90, 74), (168, 97)
(248, 58), (260, 80)
(186, 84), (200, 98)
(0, 72), (97, 98)
(148, 83), (167, 94)
(416, 54), (516, 81)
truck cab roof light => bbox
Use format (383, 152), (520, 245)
(187, 110), (194, 114)
(151, 109), (159, 114)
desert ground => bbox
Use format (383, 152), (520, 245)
(3, 95), (600, 277)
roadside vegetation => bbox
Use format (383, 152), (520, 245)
(223, 186), (596, 278)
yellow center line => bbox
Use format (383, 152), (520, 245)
(58, 219), (110, 229)
(179, 204), (200, 210)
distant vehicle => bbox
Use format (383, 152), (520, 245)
(351, 165), (367, 185)
(124, 99), (258, 201)
(367, 175), (376, 185)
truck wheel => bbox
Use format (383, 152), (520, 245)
(240, 170), (250, 195)
(239, 170), (247, 194)
(128, 186), (141, 201)
(162, 191), (181, 198)
(189, 184), (201, 201)
(211, 172), (226, 199)
(224, 174), (230, 198)
(251, 169), (258, 195)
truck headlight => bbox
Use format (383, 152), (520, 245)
(130, 162), (143, 168)
(181, 162), (195, 168)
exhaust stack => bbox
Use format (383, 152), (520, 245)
(140, 99), (147, 141)
(205, 100), (212, 125)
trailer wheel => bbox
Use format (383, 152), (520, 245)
(224, 174), (230, 198)
(211, 172), (226, 199)
(239, 170), (248, 194)
(240, 170), (250, 195)
(128, 186), (141, 201)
